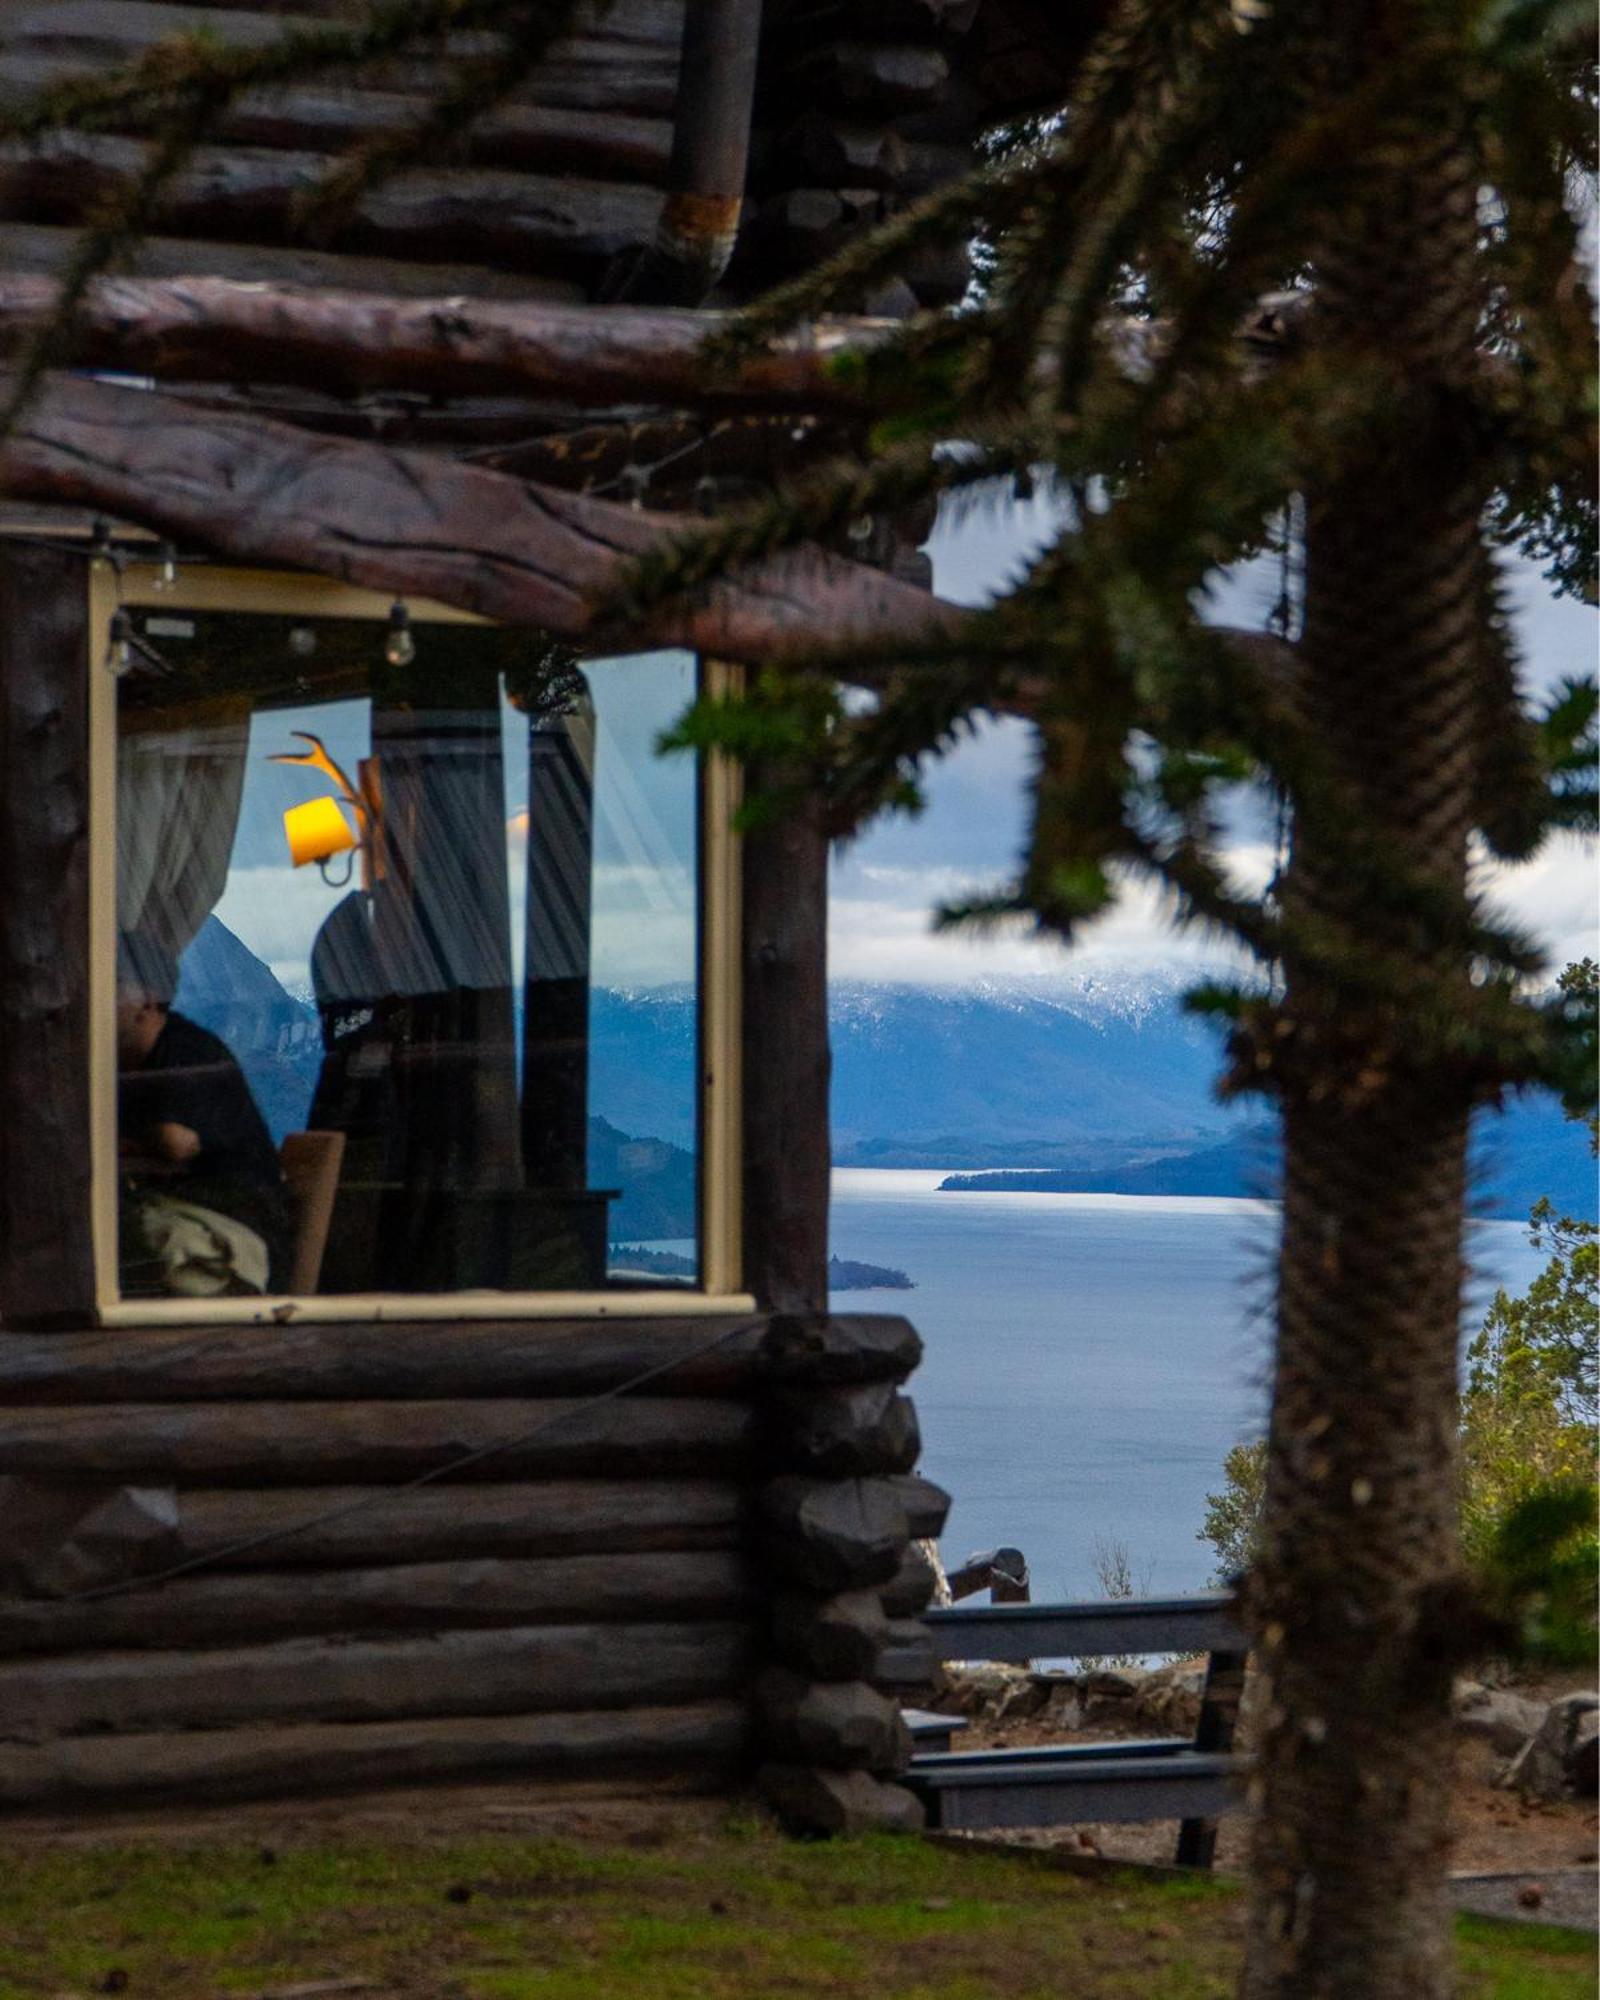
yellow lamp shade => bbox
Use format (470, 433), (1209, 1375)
(284, 794), (357, 868)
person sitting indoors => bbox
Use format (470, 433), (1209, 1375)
(117, 931), (291, 1296)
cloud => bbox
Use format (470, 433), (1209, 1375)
(829, 862), (1254, 985)
(830, 837), (1599, 988)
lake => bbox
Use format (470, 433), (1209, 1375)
(828, 1169), (1550, 1602)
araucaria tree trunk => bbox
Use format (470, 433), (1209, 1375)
(1243, 27), (1488, 2000)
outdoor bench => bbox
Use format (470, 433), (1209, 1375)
(907, 1592), (1249, 1866)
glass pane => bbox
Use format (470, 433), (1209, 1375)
(114, 606), (699, 1298)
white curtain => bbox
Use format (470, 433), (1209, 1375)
(117, 713), (251, 958)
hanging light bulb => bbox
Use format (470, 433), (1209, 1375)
(384, 599), (415, 667)
(104, 607), (135, 677)
(154, 540), (179, 590)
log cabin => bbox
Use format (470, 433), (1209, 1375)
(0, 0), (1088, 1832)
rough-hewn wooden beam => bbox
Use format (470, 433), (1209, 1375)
(0, 56), (675, 184)
(178, 1478), (748, 1569)
(0, 1618), (752, 1736)
(0, 1315), (771, 1403)
(0, 372), (959, 663)
(0, 0), (687, 115)
(0, 1396), (755, 1483)
(0, 274), (887, 409)
(0, 134), (663, 277)
(0, 1551), (753, 1655)
(0, 1701), (746, 1810)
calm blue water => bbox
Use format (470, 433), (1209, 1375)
(829, 1170), (1550, 1602)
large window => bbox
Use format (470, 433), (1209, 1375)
(104, 579), (725, 1308)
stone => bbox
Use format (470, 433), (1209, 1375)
(1080, 1666), (1146, 1727)
(1130, 1660), (1206, 1736)
(992, 1675), (1049, 1726)
(1080, 1669), (1141, 1698)
(1039, 1683), (1083, 1730)
(1503, 1693), (1600, 1800)
(757, 1763), (926, 1836)
(932, 1662), (1033, 1720)
(1453, 1683), (1545, 1759)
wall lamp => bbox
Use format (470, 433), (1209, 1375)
(269, 731), (380, 887)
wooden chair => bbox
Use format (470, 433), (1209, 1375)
(278, 1130), (347, 1294)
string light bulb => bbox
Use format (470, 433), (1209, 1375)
(154, 541), (179, 590)
(104, 607), (135, 677)
(384, 599), (415, 667)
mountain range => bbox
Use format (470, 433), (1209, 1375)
(176, 928), (1595, 1226)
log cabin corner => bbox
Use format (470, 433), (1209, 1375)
(0, 0), (1082, 1833)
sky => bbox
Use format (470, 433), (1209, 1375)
(829, 495), (1599, 988)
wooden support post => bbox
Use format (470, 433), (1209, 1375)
(740, 786), (830, 1315)
(0, 541), (95, 1327)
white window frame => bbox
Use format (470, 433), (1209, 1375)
(89, 556), (749, 1325)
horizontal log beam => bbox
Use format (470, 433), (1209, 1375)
(0, 1550), (752, 1655)
(760, 1313), (922, 1384)
(883, 1473), (951, 1540)
(0, 1618), (752, 1736)
(757, 1666), (910, 1772)
(0, 1312), (927, 1403)
(879, 1540), (940, 1616)
(0, 1), (686, 113)
(0, 1699), (746, 1810)
(0, 372), (959, 663)
(757, 1760), (924, 1834)
(0, 1316), (771, 1402)
(0, 219), (585, 303)
(0, 274), (889, 410)
(0, 135), (663, 277)
(771, 1586), (890, 1680)
(176, 1477), (747, 1569)
(0, 56), (675, 184)
(770, 1383), (921, 1477)
(0, 1397), (754, 1483)
(761, 1476), (910, 1590)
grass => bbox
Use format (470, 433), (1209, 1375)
(0, 1826), (1590, 1998)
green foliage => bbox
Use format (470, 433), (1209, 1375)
(1202, 1193), (1598, 1642)
(1197, 1438), (1268, 1585)
(1476, 1482), (1599, 1668)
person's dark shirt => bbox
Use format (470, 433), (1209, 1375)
(120, 1010), (290, 1282)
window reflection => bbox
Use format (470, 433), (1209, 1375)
(115, 607), (699, 1298)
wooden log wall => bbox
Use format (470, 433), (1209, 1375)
(0, 1312), (941, 1820)
(752, 1315), (950, 1835)
(740, 0), (984, 315)
(0, 0), (993, 317)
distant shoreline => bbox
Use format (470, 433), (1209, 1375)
(610, 1244), (915, 1290)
